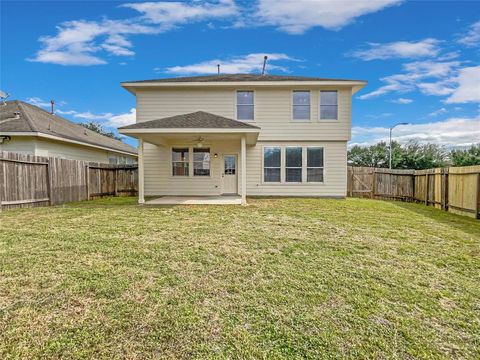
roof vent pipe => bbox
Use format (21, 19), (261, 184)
(261, 55), (268, 76)
(50, 99), (55, 114)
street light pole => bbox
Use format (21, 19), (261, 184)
(389, 122), (409, 169)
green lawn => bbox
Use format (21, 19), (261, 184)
(1, 197), (479, 359)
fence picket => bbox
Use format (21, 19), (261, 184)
(348, 165), (480, 219)
(0, 151), (137, 210)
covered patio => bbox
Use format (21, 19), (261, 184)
(119, 111), (260, 205)
(145, 195), (242, 205)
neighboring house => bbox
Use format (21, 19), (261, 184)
(119, 74), (366, 204)
(0, 100), (137, 163)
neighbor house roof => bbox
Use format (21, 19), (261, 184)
(0, 100), (137, 155)
(119, 111), (260, 130)
(121, 74), (366, 84)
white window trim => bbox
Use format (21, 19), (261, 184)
(306, 146), (325, 183)
(291, 90), (311, 122)
(285, 146), (303, 183)
(235, 90), (256, 122)
(319, 90), (338, 121)
(171, 147), (190, 177)
(193, 147), (212, 177)
(262, 146), (282, 183)
(261, 145), (325, 185)
(170, 146), (212, 178)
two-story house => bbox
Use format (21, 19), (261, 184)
(119, 74), (366, 204)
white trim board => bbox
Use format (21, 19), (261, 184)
(1, 132), (137, 157)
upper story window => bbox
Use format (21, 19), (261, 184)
(236, 91), (254, 121)
(320, 91), (338, 120)
(292, 91), (310, 121)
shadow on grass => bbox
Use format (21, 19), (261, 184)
(390, 200), (480, 236)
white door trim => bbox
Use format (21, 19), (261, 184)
(222, 154), (238, 194)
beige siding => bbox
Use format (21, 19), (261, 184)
(136, 87), (352, 141)
(0, 136), (37, 154)
(247, 141), (347, 197)
(143, 140), (347, 197)
(35, 138), (111, 162)
(0, 136), (136, 163)
(144, 140), (244, 196)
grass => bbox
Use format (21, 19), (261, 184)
(0, 197), (479, 359)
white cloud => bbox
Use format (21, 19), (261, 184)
(30, 1), (237, 66)
(351, 117), (480, 147)
(358, 60), (460, 99)
(106, 108), (136, 127)
(56, 109), (114, 120)
(26, 97), (52, 108)
(29, 19), (157, 66)
(56, 107), (136, 127)
(445, 66), (480, 103)
(255, 0), (402, 34)
(164, 53), (297, 74)
(458, 20), (480, 47)
(391, 98), (413, 104)
(350, 38), (441, 60)
(427, 108), (447, 117)
(365, 112), (393, 119)
(121, 0), (238, 29)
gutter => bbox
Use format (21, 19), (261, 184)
(0, 131), (138, 157)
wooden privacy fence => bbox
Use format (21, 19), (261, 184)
(348, 165), (480, 219)
(0, 151), (137, 211)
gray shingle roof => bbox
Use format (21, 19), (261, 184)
(119, 111), (260, 130)
(0, 100), (137, 155)
(122, 73), (366, 84)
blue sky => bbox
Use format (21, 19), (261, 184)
(1, 0), (479, 148)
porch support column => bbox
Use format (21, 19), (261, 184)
(138, 138), (145, 204)
(241, 136), (247, 205)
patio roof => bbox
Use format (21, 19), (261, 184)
(119, 111), (260, 130)
(119, 111), (260, 145)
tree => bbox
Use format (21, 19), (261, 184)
(397, 142), (447, 169)
(348, 141), (448, 169)
(450, 145), (480, 166)
(80, 121), (123, 141)
(348, 141), (391, 167)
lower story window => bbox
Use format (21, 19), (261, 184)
(307, 147), (324, 182)
(193, 148), (210, 176)
(172, 148), (189, 176)
(285, 147), (302, 182)
(264, 147), (281, 182)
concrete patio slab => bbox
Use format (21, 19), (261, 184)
(145, 195), (242, 205)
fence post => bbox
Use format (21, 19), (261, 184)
(85, 164), (90, 201)
(114, 168), (118, 197)
(424, 173), (428, 206)
(411, 172), (416, 202)
(441, 168), (446, 210)
(0, 160), (4, 212)
(46, 158), (53, 206)
(477, 172), (480, 219)
(372, 169), (376, 199)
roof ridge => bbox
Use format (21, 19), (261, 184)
(2, 100), (137, 155)
(16, 101), (38, 132)
(121, 73), (368, 84)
